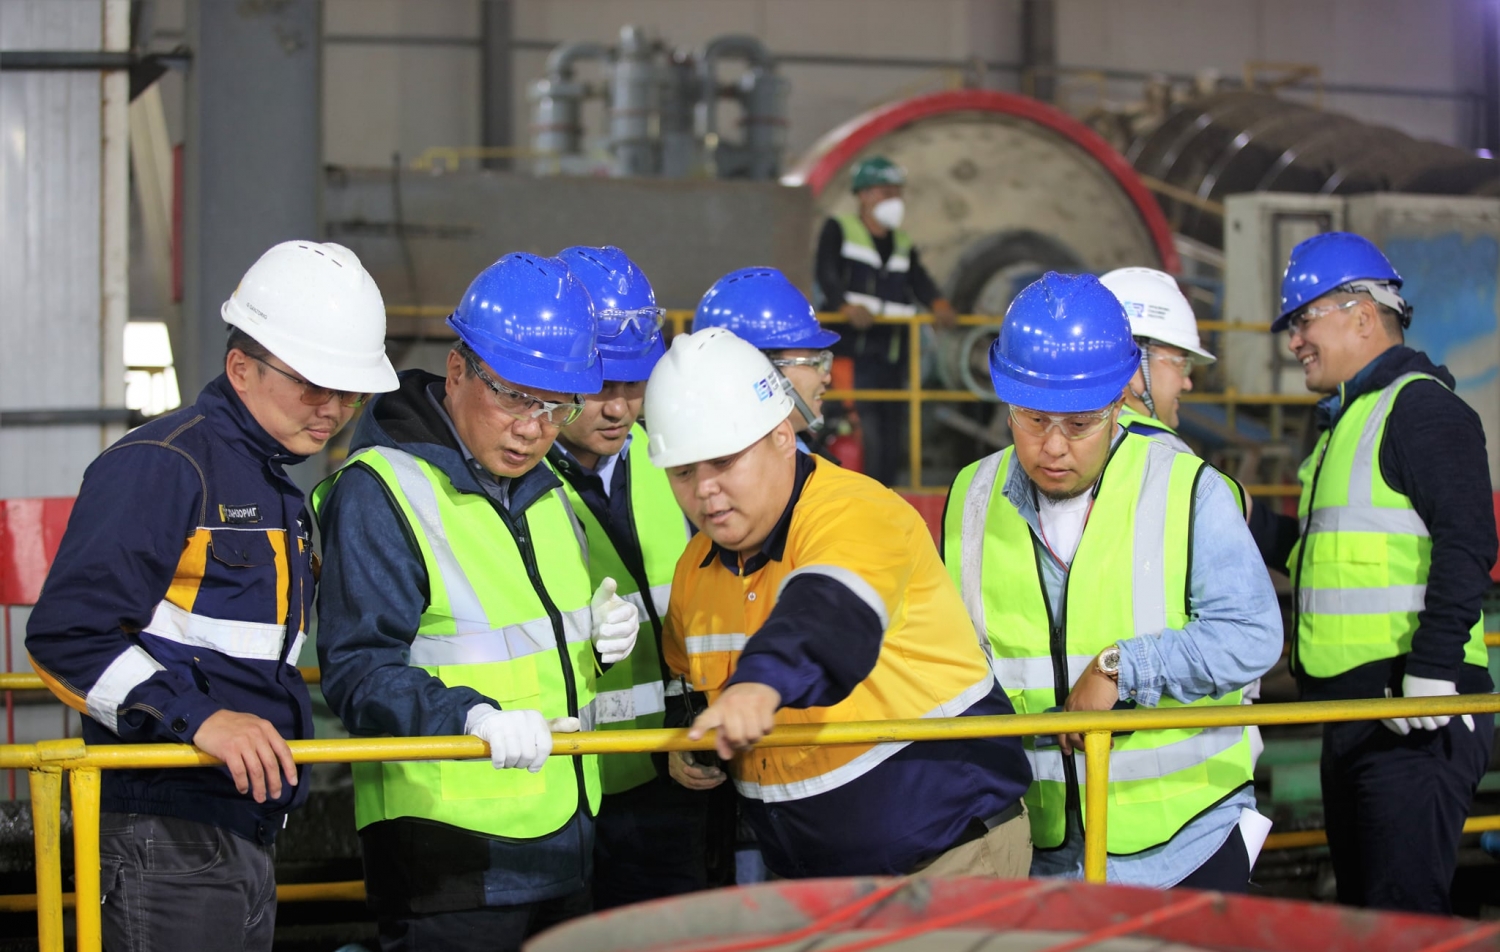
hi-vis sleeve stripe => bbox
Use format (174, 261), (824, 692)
(143, 600), (294, 663)
(685, 633), (748, 655)
(85, 646), (165, 734)
(778, 565), (890, 631)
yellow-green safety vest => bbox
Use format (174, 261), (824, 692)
(943, 434), (1254, 854)
(314, 446), (602, 839)
(1117, 406), (1248, 517)
(835, 213), (917, 319)
(550, 425), (689, 794)
(1291, 372), (1488, 678)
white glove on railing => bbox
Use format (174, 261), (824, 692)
(590, 577), (638, 664)
(464, 704), (580, 773)
(1381, 675), (1475, 736)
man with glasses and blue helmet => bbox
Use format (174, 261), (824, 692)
(943, 272), (1280, 891)
(313, 253), (640, 951)
(1251, 232), (1496, 914)
(545, 246), (716, 909)
(26, 241), (399, 952)
(649, 327), (1033, 881)
(694, 267), (841, 458)
(815, 155), (957, 486)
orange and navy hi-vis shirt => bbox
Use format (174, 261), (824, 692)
(663, 453), (1032, 877)
(26, 376), (315, 844)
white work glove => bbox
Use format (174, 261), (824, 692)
(1381, 675), (1474, 736)
(464, 704), (580, 773)
(590, 577), (638, 664)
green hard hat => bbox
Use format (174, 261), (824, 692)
(850, 156), (906, 193)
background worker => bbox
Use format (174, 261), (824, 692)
(694, 266), (840, 455)
(547, 245), (713, 908)
(649, 328), (1033, 880)
(944, 272), (1280, 890)
(314, 253), (639, 951)
(814, 155), (957, 486)
(26, 241), (398, 951)
(1254, 232), (1496, 914)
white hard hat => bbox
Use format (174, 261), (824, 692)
(1098, 267), (1216, 364)
(222, 241), (399, 393)
(643, 328), (794, 469)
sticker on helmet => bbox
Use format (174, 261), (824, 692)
(753, 375), (777, 402)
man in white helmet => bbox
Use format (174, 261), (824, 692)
(648, 328), (1032, 880)
(26, 241), (398, 951)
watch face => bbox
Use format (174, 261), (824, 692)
(1100, 647), (1121, 673)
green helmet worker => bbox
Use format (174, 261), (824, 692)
(313, 253), (644, 950)
(944, 271), (1279, 891)
(1253, 232), (1496, 916)
(815, 155), (956, 486)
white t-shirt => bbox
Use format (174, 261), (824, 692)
(1037, 489), (1093, 566)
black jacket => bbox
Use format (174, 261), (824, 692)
(1251, 346), (1497, 699)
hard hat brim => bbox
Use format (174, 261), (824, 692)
(989, 361), (1137, 414)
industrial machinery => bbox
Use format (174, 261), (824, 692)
(528, 26), (788, 180)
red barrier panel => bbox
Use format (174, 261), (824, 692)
(0, 498), (74, 607)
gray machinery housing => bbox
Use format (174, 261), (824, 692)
(528, 25), (788, 180)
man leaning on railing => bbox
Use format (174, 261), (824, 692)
(944, 272), (1281, 891)
(1251, 233), (1498, 915)
(24, 242), (399, 952)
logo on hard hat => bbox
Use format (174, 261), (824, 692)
(753, 374), (777, 402)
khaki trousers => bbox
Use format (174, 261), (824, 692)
(909, 805), (1032, 880)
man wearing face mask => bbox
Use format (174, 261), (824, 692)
(815, 156), (957, 486)
(943, 272), (1279, 890)
(544, 246), (710, 909)
(693, 267), (840, 457)
(26, 241), (399, 952)
(314, 253), (639, 950)
(1251, 233), (1496, 914)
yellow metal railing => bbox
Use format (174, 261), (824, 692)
(10, 694), (1500, 951)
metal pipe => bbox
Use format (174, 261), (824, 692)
(545, 41), (607, 81)
(70, 768), (102, 952)
(1083, 731), (1110, 883)
(698, 34), (772, 143)
(29, 769), (62, 952)
(0, 408), (145, 428)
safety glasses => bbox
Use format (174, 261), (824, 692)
(599, 307), (666, 338)
(1286, 298), (1360, 336)
(1151, 351), (1196, 375)
(1008, 404), (1117, 442)
(464, 353), (584, 427)
(770, 350), (834, 375)
(253, 357), (369, 409)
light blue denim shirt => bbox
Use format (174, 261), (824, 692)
(1008, 430), (1281, 887)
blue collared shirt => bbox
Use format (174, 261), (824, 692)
(1007, 430), (1281, 887)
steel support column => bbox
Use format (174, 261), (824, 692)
(480, 0), (513, 170)
(1021, 0), (1055, 103)
(182, 0), (321, 394)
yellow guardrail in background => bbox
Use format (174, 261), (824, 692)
(9, 694), (1500, 952)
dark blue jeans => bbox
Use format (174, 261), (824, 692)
(592, 775), (713, 910)
(99, 812), (276, 952)
(377, 888), (591, 952)
(1321, 711), (1496, 913)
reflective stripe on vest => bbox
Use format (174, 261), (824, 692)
(943, 436), (1254, 854)
(551, 425), (689, 793)
(1291, 372), (1488, 676)
(317, 446), (601, 839)
(1117, 407), (1247, 517)
(835, 214), (919, 317)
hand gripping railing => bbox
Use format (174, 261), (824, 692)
(8, 693), (1500, 952)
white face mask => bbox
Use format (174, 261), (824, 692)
(871, 197), (905, 230)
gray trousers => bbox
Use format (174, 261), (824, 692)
(99, 812), (276, 952)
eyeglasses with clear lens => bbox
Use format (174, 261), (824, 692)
(253, 356), (368, 408)
(771, 350), (834, 375)
(1287, 298), (1360, 336)
(599, 307), (666, 337)
(465, 354), (583, 426)
(1152, 351), (1196, 375)
(1007, 404), (1117, 441)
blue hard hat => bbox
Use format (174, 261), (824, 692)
(693, 267), (840, 350)
(447, 253), (602, 394)
(556, 246), (665, 383)
(989, 272), (1140, 413)
(1274, 232), (1404, 333)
